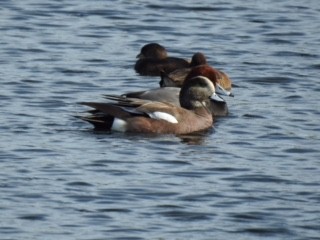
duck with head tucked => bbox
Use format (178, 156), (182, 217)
(124, 65), (233, 117)
(79, 76), (225, 134)
(135, 43), (197, 76)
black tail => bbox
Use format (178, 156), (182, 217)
(76, 114), (114, 130)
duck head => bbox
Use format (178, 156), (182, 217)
(136, 43), (168, 59)
(179, 76), (225, 111)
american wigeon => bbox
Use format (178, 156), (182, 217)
(135, 43), (192, 76)
(122, 87), (230, 117)
(160, 63), (232, 91)
(125, 65), (233, 117)
(79, 76), (224, 134)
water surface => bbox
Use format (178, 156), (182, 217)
(1, 0), (320, 239)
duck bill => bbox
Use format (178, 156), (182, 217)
(210, 92), (225, 102)
(216, 83), (234, 97)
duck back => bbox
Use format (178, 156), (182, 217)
(135, 57), (189, 76)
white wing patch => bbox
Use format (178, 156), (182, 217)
(148, 111), (178, 124)
(111, 118), (127, 132)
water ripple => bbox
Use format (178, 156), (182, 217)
(1, 0), (320, 239)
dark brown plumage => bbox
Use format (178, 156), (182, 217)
(134, 43), (190, 76)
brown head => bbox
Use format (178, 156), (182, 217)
(185, 65), (234, 97)
(136, 43), (168, 59)
(190, 52), (207, 67)
(185, 65), (219, 86)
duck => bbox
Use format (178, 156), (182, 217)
(79, 76), (225, 134)
(134, 43), (191, 76)
(124, 65), (233, 117)
(160, 60), (232, 91)
(158, 52), (207, 86)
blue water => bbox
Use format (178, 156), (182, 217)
(1, 1), (320, 239)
